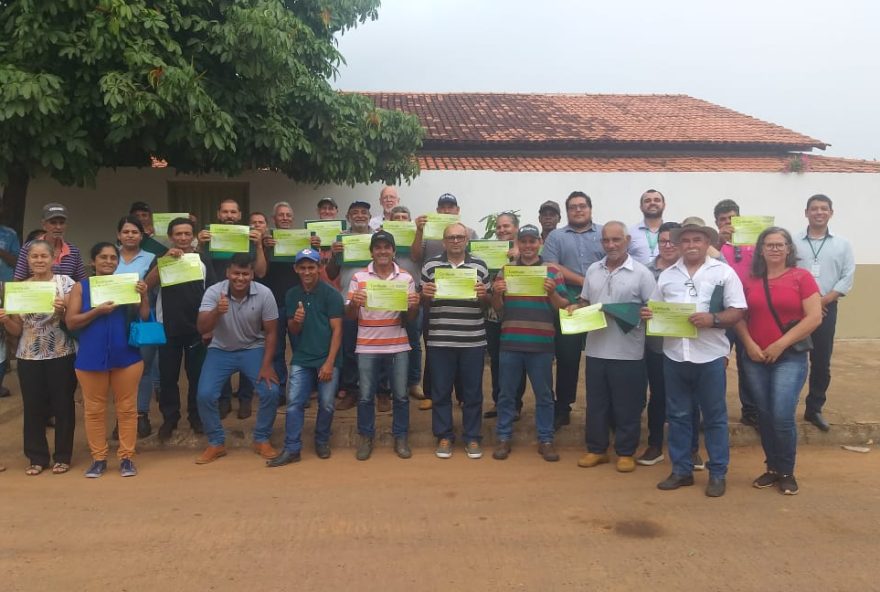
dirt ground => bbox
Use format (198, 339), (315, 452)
(0, 445), (878, 592)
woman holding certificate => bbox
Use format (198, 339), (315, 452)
(65, 242), (150, 478)
(734, 227), (821, 496)
(3, 240), (77, 476)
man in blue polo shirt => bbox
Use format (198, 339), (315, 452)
(194, 253), (280, 465)
(268, 249), (344, 467)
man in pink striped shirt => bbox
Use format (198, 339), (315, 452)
(346, 230), (420, 461)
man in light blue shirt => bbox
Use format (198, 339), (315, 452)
(0, 220), (20, 282)
(541, 191), (604, 427)
(628, 189), (666, 265)
(794, 194), (855, 432)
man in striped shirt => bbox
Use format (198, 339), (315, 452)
(491, 225), (570, 462)
(420, 222), (491, 459)
(14, 203), (87, 281)
(346, 230), (420, 461)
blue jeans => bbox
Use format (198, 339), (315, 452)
(428, 346), (485, 443)
(645, 348), (701, 451)
(497, 350), (555, 443)
(341, 318), (359, 391)
(664, 356), (729, 478)
(136, 345), (160, 414)
(378, 310), (422, 391)
(197, 348), (280, 446)
(742, 351), (808, 475)
(357, 352), (409, 438)
(283, 365), (339, 453)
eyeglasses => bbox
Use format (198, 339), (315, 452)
(658, 240), (675, 247)
(684, 279), (697, 297)
(444, 235), (467, 242)
(567, 204), (590, 211)
(763, 243), (788, 251)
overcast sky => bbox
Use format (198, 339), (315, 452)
(333, 0), (879, 160)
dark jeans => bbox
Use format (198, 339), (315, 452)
(585, 357), (646, 456)
(429, 346), (485, 443)
(806, 300), (837, 414)
(742, 350), (808, 475)
(734, 336), (757, 418)
(379, 311), (422, 391)
(18, 355), (77, 466)
(664, 356), (729, 479)
(486, 320), (525, 408)
(554, 330), (585, 418)
(645, 348), (700, 451)
(341, 317), (359, 392)
(158, 333), (206, 426)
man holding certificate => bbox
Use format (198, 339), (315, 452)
(641, 219), (746, 497)
(568, 222), (656, 473)
(491, 225), (570, 462)
(346, 230), (420, 461)
(420, 222), (491, 459)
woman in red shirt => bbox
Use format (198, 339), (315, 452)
(735, 227), (821, 495)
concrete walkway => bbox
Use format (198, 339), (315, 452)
(1, 340), (877, 452)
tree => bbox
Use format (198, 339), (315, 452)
(0, 0), (423, 233)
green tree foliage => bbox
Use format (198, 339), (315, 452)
(0, 0), (423, 230)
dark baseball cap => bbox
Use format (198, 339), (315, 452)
(437, 193), (458, 206)
(517, 224), (541, 239)
(538, 200), (560, 215)
(370, 230), (396, 250)
(41, 203), (68, 221)
(317, 197), (338, 208)
(129, 201), (152, 214)
(348, 200), (371, 211)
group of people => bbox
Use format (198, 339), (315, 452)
(0, 187), (854, 498)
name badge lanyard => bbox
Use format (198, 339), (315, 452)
(806, 228), (828, 276)
(645, 229), (659, 258)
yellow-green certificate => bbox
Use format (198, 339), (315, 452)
(342, 233), (373, 265)
(732, 216), (774, 246)
(381, 221), (416, 249)
(273, 229), (312, 257)
(91, 273), (140, 305)
(560, 303), (607, 335)
(423, 213), (460, 240)
(646, 300), (698, 338)
(209, 224), (250, 253)
(503, 265), (547, 297)
(158, 253), (204, 287)
(4, 281), (56, 314)
(366, 279), (409, 312)
(305, 220), (345, 248)
(469, 240), (511, 270)
(434, 267), (477, 300)
(152, 213), (189, 243)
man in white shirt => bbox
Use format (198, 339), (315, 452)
(642, 219), (746, 497)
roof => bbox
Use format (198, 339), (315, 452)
(364, 92), (827, 151)
(417, 153), (880, 173)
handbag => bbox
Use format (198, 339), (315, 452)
(762, 274), (813, 353)
(129, 311), (167, 347)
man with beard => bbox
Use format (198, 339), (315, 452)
(629, 189), (666, 265)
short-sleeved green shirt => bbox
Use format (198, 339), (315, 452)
(285, 280), (344, 368)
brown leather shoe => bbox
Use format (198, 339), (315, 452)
(253, 442), (279, 459)
(377, 394), (392, 412)
(419, 398), (433, 411)
(335, 393), (357, 411)
(195, 445), (227, 464)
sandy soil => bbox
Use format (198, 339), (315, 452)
(0, 445), (878, 592)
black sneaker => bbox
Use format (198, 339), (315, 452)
(778, 474), (799, 495)
(692, 452), (706, 471)
(315, 442), (331, 459)
(753, 471), (779, 489)
(657, 473), (694, 490)
(157, 421), (176, 442)
(137, 413), (152, 438)
(636, 446), (665, 466)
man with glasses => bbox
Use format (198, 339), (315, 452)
(794, 194), (855, 432)
(541, 191), (605, 428)
(420, 223), (491, 459)
(628, 189), (666, 265)
(642, 219), (746, 497)
(369, 186), (401, 231)
(714, 199), (759, 429)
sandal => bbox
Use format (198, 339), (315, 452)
(25, 464), (44, 476)
(52, 462), (70, 474)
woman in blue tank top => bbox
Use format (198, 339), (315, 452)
(65, 242), (150, 478)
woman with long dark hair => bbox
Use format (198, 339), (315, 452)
(735, 227), (821, 495)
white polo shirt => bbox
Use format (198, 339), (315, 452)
(654, 256), (746, 364)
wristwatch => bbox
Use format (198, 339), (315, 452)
(712, 313), (720, 328)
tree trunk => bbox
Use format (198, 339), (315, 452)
(1, 167), (29, 237)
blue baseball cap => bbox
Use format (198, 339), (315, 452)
(294, 248), (321, 263)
